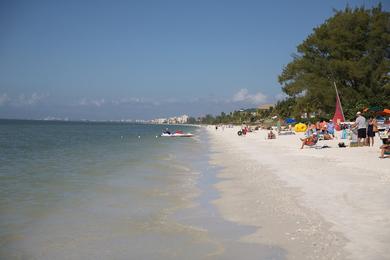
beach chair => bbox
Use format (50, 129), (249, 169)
(301, 135), (319, 149)
(380, 148), (390, 158)
(306, 138), (319, 147)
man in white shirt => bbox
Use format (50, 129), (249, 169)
(353, 111), (366, 146)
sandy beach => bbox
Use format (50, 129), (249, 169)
(207, 126), (390, 260)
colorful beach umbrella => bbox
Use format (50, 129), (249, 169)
(285, 118), (296, 124)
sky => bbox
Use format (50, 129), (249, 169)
(0, 0), (388, 120)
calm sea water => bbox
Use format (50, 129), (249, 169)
(0, 120), (284, 259)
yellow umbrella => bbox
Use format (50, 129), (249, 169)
(294, 123), (307, 132)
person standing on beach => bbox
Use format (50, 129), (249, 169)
(367, 117), (378, 146)
(366, 117), (375, 146)
(373, 117), (378, 135)
(276, 119), (282, 134)
(353, 112), (366, 146)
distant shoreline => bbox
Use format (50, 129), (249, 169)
(0, 118), (201, 127)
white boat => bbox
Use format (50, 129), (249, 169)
(160, 131), (193, 137)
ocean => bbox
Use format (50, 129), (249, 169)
(0, 120), (284, 259)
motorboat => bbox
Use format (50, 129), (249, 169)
(160, 130), (193, 137)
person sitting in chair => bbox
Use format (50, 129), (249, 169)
(300, 133), (318, 149)
(327, 119), (335, 137)
(380, 138), (390, 159)
(268, 130), (276, 139)
(380, 144), (390, 158)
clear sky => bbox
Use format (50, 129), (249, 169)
(0, 0), (388, 120)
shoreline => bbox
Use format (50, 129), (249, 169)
(173, 129), (287, 259)
(207, 126), (390, 260)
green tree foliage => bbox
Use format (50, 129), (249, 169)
(277, 4), (390, 119)
(274, 98), (298, 118)
(200, 114), (215, 124)
(197, 109), (263, 125)
(187, 117), (197, 124)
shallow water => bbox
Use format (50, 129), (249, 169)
(0, 120), (285, 259)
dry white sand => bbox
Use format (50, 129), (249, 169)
(207, 126), (390, 260)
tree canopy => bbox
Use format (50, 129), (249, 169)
(277, 4), (390, 120)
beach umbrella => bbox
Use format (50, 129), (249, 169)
(294, 123), (307, 132)
(285, 118), (296, 124)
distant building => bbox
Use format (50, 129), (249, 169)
(149, 115), (189, 124)
(176, 114), (189, 124)
(150, 118), (167, 124)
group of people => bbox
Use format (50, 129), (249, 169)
(353, 111), (378, 146)
(299, 111), (390, 158)
(305, 119), (335, 140)
(354, 111), (390, 159)
(299, 120), (335, 148)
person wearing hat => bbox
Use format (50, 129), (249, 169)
(353, 111), (367, 146)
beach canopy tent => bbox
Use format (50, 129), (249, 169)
(363, 106), (383, 112)
(376, 109), (390, 116)
(285, 118), (296, 124)
(364, 107), (390, 116)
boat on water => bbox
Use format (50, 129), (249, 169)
(160, 130), (193, 137)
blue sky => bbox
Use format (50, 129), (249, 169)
(0, 0), (388, 120)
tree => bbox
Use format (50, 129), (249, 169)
(200, 114), (215, 124)
(274, 97), (298, 118)
(187, 117), (197, 124)
(278, 5), (390, 118)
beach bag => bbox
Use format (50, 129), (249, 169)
(338, 142), (346, 148)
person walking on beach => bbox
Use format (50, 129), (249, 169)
(353, 112), (366, 146)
